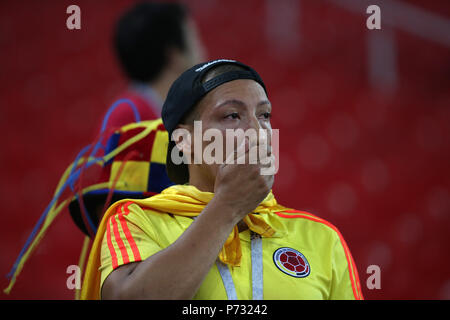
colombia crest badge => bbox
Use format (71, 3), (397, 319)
(273, 247), (311, 278)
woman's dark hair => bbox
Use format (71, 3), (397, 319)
(114, 2), (188, 83)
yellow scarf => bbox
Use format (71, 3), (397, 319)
(80, 185), (288, 299)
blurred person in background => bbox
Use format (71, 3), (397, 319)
(71, 1), (207, 232)
(102, 1), (206, 129)
(71, 1), (207, 238)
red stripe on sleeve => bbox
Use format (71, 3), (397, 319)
(112, 207), (130, 265)
(334, 228), (363, 300)
(283, 209), (320, 217)
(348, 244), (364, 299)
(117, 202), (142, 261)
(106, 216), (118, 270)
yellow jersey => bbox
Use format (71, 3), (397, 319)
(99, 187), (363, 300)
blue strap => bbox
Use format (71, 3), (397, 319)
(100, 98), (140, 133)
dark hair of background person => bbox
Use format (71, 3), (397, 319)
(114, 2), (188, 83)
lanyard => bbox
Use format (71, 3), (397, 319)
(216, 231), (263, 300)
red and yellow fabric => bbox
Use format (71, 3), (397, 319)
(99, 119), (170, 194)
(69, 118), (173, 238)
(4, 118), (173, 296)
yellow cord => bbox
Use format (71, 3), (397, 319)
(75, 236), (91, 300)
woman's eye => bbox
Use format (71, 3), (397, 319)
(262, 112), (271, 119)
(225, 112), (239, 119)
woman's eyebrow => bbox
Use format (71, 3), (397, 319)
(257, 100), (271, 107)
(215, 99), (246, 109)
(215, 99), (271, 109)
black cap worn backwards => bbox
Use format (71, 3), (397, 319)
(161, 59), (267, 184)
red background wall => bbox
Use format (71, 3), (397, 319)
(0, 0), (449, 299)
